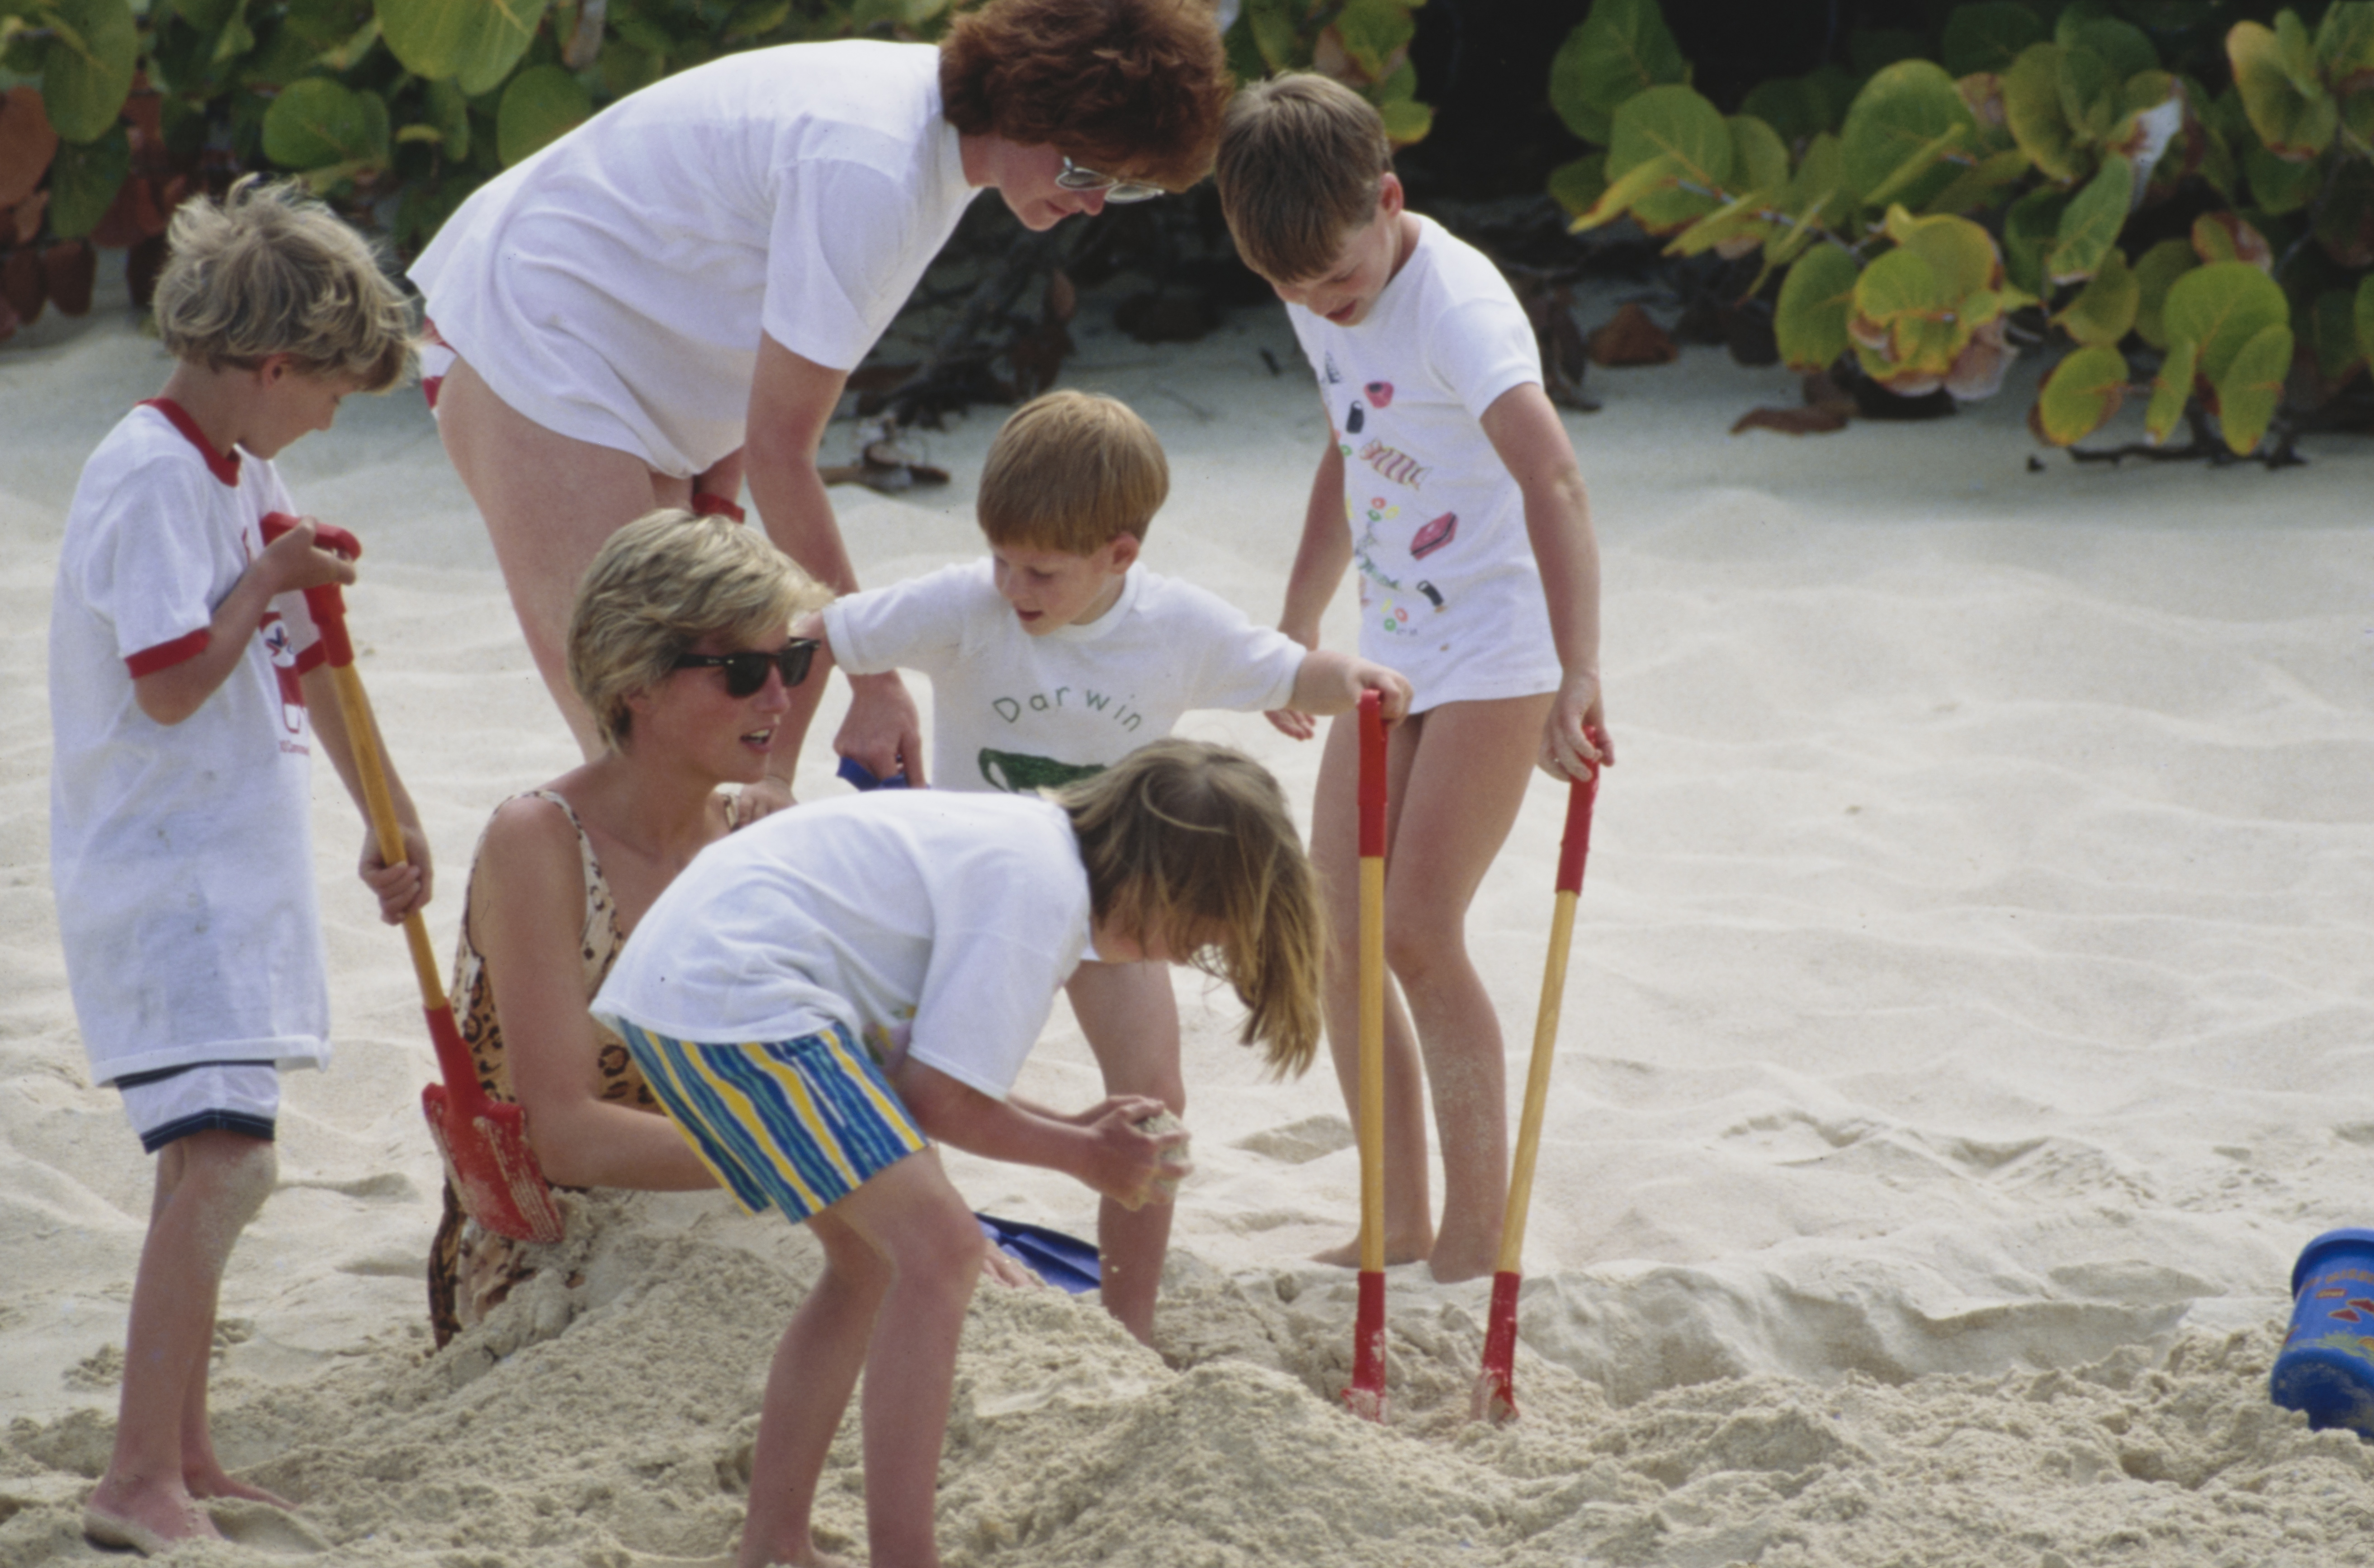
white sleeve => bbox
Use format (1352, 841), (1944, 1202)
(1170, 582), (1305, 713)
(87, 460), (220, 666)
(822, 564), (976, 677)
(1425, 289), (1542, 424)
(761, 159), (932, 371)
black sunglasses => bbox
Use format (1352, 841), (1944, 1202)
(672, 639), (818, 696)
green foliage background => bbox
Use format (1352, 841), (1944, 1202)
(0, 0), (1430, 334)
(1548, 0), (2374, 458)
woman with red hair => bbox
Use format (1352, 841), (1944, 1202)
(412, 0), (1231, 788)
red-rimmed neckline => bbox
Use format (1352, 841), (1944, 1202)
(139, 398), (242, 486)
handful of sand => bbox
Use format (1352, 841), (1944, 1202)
(1135, 1110), (1193, 1201)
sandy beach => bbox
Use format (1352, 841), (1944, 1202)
(4, 255), (2374, 1566)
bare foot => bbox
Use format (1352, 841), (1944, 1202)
(187, 1469), (297, 1510)
(1311, 1230), (1432, 1269)
(1426, 1226), (1502, 1284)
(84, 1490), (221, 1555)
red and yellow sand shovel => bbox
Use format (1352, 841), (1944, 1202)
(261, 514), (564, 1245)
(1475, 764), (1598, 1422)
(1345, 688), (1391, 1422)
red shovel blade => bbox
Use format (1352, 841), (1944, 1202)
(1475, 1270), (1523, 1422)
(1345, 1269), (1389, 1422)
(421, 1006), (564, 1245)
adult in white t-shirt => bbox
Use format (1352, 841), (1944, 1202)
(410, 0), (1232, 778)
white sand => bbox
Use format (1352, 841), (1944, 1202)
(5, 263), (2374, 1566)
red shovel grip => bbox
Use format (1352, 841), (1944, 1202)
(259, 511), (360, 666)
(1556, 765), (1598, 895)
(1358, 690), (1386, 858)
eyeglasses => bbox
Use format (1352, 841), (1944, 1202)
(672, 639), (818, 696)
(1058, 156), (1165, 203)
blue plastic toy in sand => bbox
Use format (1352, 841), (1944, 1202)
(2270, 1228), (2374, 1437)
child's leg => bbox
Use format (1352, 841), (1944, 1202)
(1381, 693), (1554, 1282)
(1066, 959), (1184, 1345)
(738, 1151), (981, 1568)
(738, 1208), (890, 1568)
(1309, 711), (1435, 1266)
(86, 1129), (278, 1548)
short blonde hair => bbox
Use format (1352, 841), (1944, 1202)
(151, 176), (414, 391)
(978, 390), (1168, 554)
(1215, 75), (1395, 284)
(1057, 740), (1323, 1077)
(568, 510), (833, 752)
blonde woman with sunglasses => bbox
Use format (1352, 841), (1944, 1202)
(426, 510), (834, 1345)
(411, 0), (1231, 790)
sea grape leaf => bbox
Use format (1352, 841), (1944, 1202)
(1378, 98), (1433, 145)
(2193, 211), (2272, 269)
(1548, 154), (1607, 219)
(2003, 43), (2086, 181)
(2034, 344), (2130, 444)
(1605, 85), (1730, 231)
(2211, 321), (2291, 453)
(1843, 59), (1977, 210)
(1922, 146), (2029, 217)
(424, 75), (469, 159)
(2143, 335), (2198, 442)
(2163, 260), (2289, 387)
(1787, 130), (1852, 230)
(1883, 206), (2001, 300)
(2321, 3), (2374, 85)
(2308, 288), (2367, 381)
(1729, 114), (1790, 198)
(1566, 151), (1679, 232)
(0, 86), (59, 208)
(2048, 155), (2132, 283)
(496, 63), (589, 167)
(44, 122), (128, 238)
(1942, 1), (2045, 76)
(36, 0), (140, 144)
(1662, 189), (1774, 257)
(1331, 0), (1417, 81)
(263, 75), (382, 169)
(1773, 244), (1859, 371)
(1549, 0), (1690, 145)
(2131, 236), (2199, 348)
(2227, 18), (2335, 159)
(2053, 246), (2138, 345)
(2057, 44), (2120, 143)
(1850, 244), (1958, 384)
(2002, 184), (2068, 298)
(376, 0), (549, 96)
(2312, 156), (2374, 267)
(2064, 16), (2157, 82)
(2244, 142), (2321, 213)
(1740, 75), (1826, 145)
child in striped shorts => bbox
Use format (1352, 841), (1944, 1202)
(591, 739), (1324, 1568)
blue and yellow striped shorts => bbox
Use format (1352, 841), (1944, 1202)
(617, 1020), (929, 1223)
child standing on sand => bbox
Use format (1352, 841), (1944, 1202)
(591, 740), (1323, 1568)
(1214, 76), (1614, 1282)
(800, 387), (1408, 1342)
(47, 178), (426, 1554)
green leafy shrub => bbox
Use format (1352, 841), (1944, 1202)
(0, 0), (1433, 345)
(1548, 0), (2374, 461)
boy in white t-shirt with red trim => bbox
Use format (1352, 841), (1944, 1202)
(1215, 76), (1614, 1285)
(798, 389), (1410, 1342)
(47, 179), (429, 1554)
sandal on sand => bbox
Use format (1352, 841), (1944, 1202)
(82, 1504), (177, 1556)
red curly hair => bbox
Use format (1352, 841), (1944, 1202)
(941, 0), (1232, 192)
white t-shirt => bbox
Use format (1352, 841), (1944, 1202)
(1286, 214), (1563, 709)
(410, 41), (978, 477)
(824, 560), (1305, 793)
(48, 401), (333, 1085)
(592, 792), (1091, 1100)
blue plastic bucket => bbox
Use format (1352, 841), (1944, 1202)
(2270, 1228), (2374, 1436)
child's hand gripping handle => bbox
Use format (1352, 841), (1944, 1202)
(258, 512), (362, 666)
